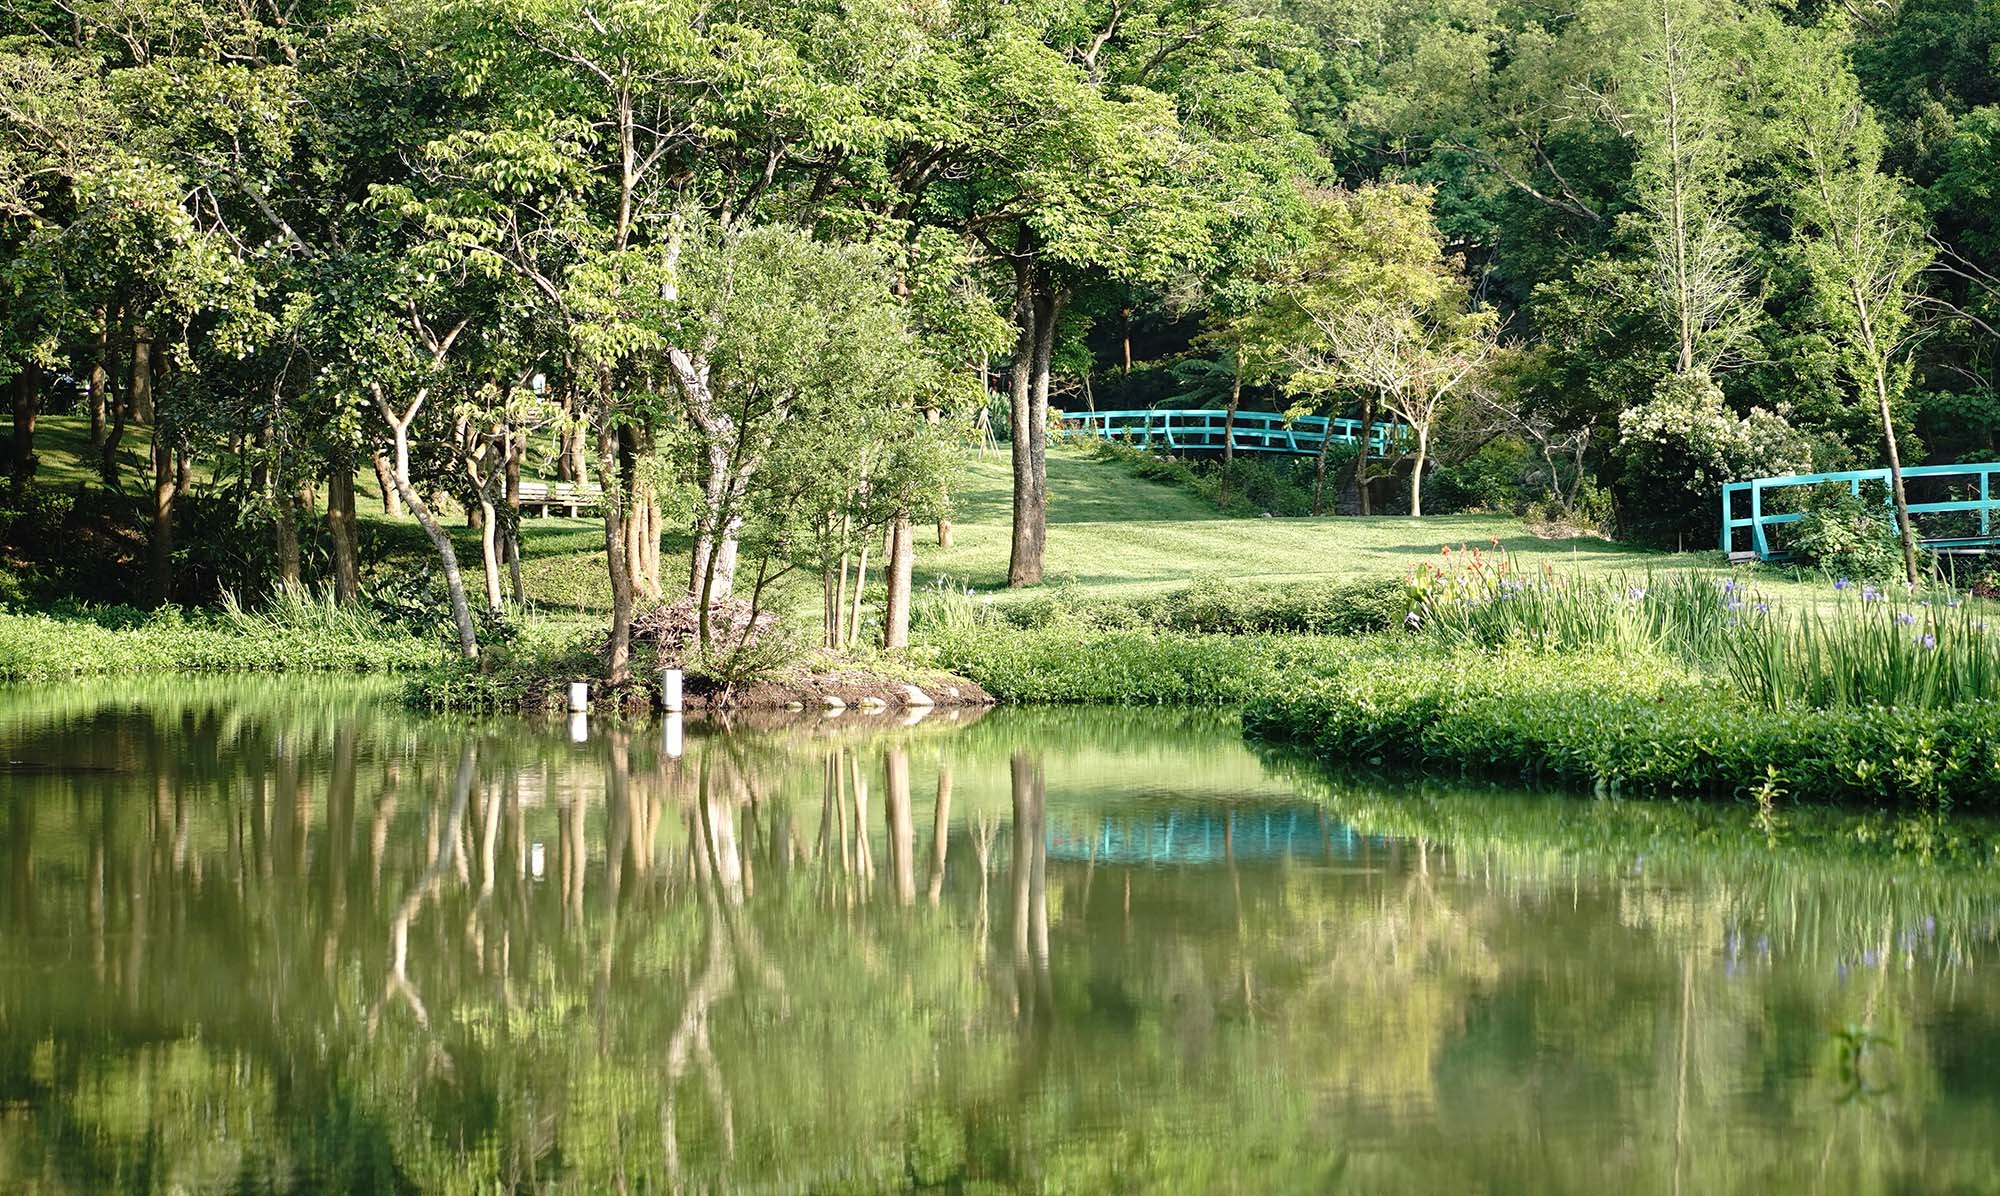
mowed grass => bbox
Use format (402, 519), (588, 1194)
(917, 447), (1810, 603)
(9, 416), (1863, 613)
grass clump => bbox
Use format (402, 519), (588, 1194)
(0, 592), (433, 681)
(1720, 589), (2000, 711)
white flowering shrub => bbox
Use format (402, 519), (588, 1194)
(1614, 371), (1814, 541)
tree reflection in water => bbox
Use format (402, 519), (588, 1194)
(0, 679), (1997, 1192)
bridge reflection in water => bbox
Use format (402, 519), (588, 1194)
(1046, 806), (1388, 866)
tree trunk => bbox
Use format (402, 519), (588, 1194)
(505, 429), (526, 604)
(275, 476), (302, 591)
(9, 365), (39, 498)
(88, 317), (109, 448)
(1877, 375), (1920, 585)
(1409, 424), (1429, 518)
(1354, 394), (1376, 516)
(1219, 361), (1241, 505)
(596, 371), (635, 684)
(150, 425), (175, 606)
(1311, 430), (1332, 515)
(884, 512), (913, 650)
(374, 434), (478, 659)
(1007, 264), (1043, 587)
(847, 542), (870, 649)
(327, 461), (361, 602)
(372, 454), (402, 516)
(130, 330), (155, 425)
(477, 486), (503, 614)
(101, 388), (127, 490)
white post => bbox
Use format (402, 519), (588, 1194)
(568, 712), (588, 744)
(568, 681), (590, 712)
(664, 712), (685, 760)
(661, 667), (684, 713)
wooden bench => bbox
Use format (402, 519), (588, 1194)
(517, 480), (604, 517)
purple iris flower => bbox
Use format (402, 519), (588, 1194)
(1835, 577), (1852, 591)
(1898, 612), (1916, 626)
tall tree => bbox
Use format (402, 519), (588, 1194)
(1623, 0), (1757, 377)
(1760, 15), (1934, 584)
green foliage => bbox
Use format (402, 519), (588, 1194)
(1614, 370), (1814, 542)
(920, 626), (1379, 705)
(1244, 648), (2000, 809)
(1720, 588), (2000, 711)
(1085, 438), (1339, 517)
(1425, 438), (1535, 514)
(0, 599), (432, 682)
(1787, 486), (1909, 580)
(922, 572), (1406, 639)
(1409, 545), (1744, 662)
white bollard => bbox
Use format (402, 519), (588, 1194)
(662, 667), (684, 713)
(664, 712), (685, 759)
(568, 712), (588, 743)
(568, 681), (590, 712)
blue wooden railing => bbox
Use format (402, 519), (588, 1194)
(1721, 462), (2000, 561)
(1062, 408), (1400, 458)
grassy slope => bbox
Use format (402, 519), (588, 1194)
(917, 448), (1685, 597)
(15, 415), (1822, 613)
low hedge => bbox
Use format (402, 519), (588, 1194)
(0, 604), (434, 681)
(1242, 649), (2000, 809)
(921, 626), (1387, 705)
(995, 574), (1407, 636)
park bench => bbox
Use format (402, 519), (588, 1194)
(517, 480), (604, 517)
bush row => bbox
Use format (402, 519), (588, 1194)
(0, 603), (434, 681)
(918, 573), (1407, 638)
(920, 626), (1386, 705)
(1242, 649), (2000, 810)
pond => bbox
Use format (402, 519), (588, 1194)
(1, 679), (1998, 1193)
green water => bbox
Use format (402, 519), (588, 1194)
(1, 679), (1997, 1194)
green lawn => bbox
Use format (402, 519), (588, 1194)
(9, 416), (1851, 613)
(917, 448), (1689, 597)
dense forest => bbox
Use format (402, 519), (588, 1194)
(4, 0), (1999, 662)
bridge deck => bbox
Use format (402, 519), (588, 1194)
(1063, 409), (1399, 458)
(1722, 463), (2000, 561)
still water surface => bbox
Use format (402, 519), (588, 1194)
(1, 679), (1998, 1193)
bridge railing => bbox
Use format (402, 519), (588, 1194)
(1060, 408), (1399, 457)
(1721, 463), (1999, 561)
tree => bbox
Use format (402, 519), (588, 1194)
(1252, 184), (1494, 516)
(1759, 15), (1934, 584)
(1622, 0), (1758, 377)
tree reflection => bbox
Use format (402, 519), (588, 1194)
(0, 681), (1995, 1192)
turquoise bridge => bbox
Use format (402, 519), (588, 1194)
(1722, 462), (2000, 561)
(1063, 409), (1399, 457)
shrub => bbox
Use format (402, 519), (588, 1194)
(1243, 649), (2000, 810)
(1614, 371), (1814, 544)
(1085, 437), (1332, 517)
(1786, 484), (1908, 580)
(977, 574), (1407, 637)
(920, 626), (1383, 705)
(1426, 436), (1535, 514)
